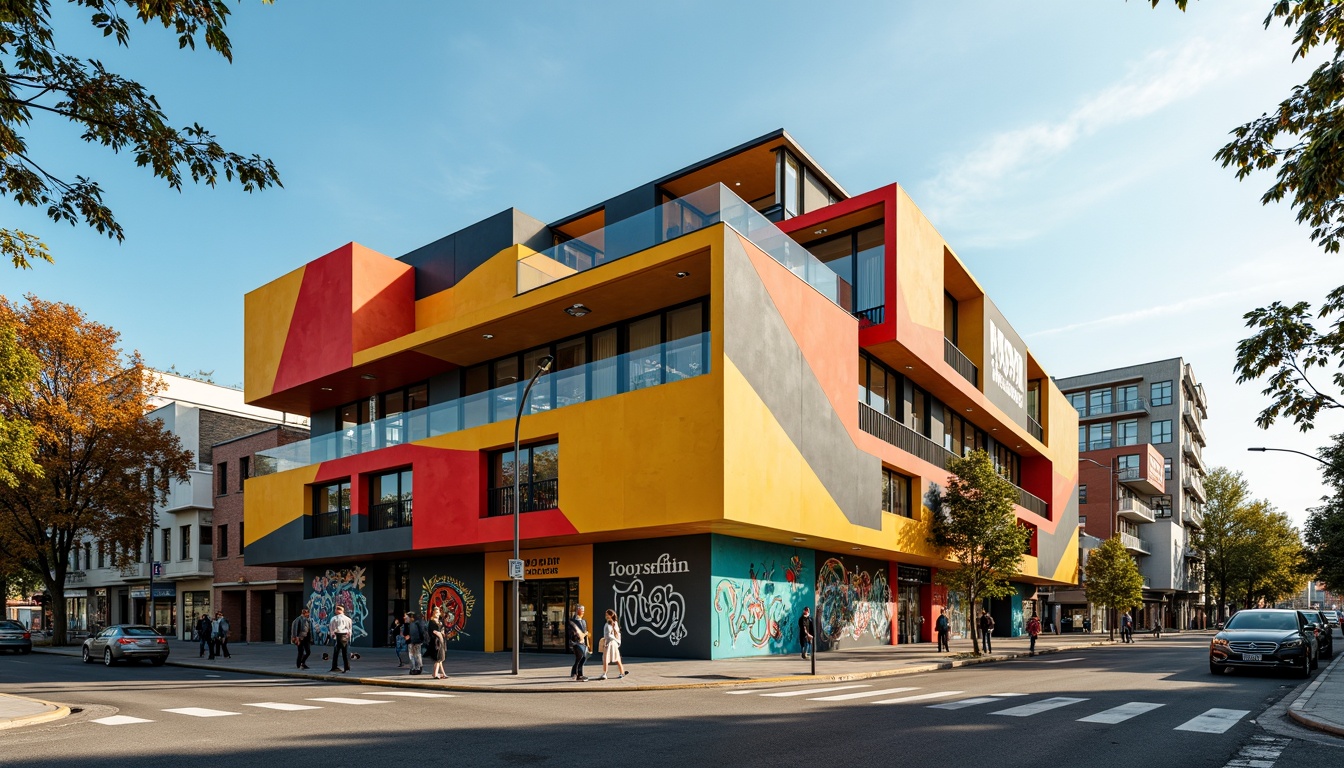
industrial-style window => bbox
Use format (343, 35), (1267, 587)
(489, 442), (559, 517)
(1116, 419), (1139, 446)
(217, 525), (229, 558)
(1151, 419), (1173, 444)
(1151, 380), (1173, 407)
(881, 468), (913, 518)
(312, 480), (351, 537)
(216, 462), (228, 495)
(1079, 485), (1088, 504)
(1067, 392), (1086, 416)
(1117, 385), (1140, 411)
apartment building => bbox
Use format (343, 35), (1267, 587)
(241, 130), (1080, 659)
(1056, 359), (1208, 630)
(63, 373), (306, 638)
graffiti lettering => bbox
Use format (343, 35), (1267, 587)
(713, 563), (789, 650)
(816, 557), (891, 643)
(612, 577), (687, 645)
(307, 567), (369, 645)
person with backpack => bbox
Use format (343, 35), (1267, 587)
(935, 609), (950, 652)
(1026, 613), (1041, 654)
(403, 611), (425, 676)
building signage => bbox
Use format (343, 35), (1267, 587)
(1147, 451), (1166, 493)
(524, 556), (561, 577)
(63, 588), (89, 598)
(130, 585), (176, 599)
(594, 536), (710, 660)
(508, 559), (525, 580)
(607, 554), (690, 577)
(897, 565), (932, 584)
(982, 299), (1031, 429)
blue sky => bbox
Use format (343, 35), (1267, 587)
(5, 1), (1339, 523)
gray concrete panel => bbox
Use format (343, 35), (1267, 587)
(721, 234), (880, 530)
(244, 516), (413, 567)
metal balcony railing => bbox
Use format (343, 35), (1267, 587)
(1081, 397), (1149, 418)
(1183, 472), (1206, 501)
(1118, 496), (1155, 524)
(370, 499), (413, 531)
(943, 338), (979, 387)
(1026, 414), (1043, 442)
(488, 478), (560, 517)
(1183, 505), (1204, 528)
(853, 305), (885, 327)
(311, 509), (350, 538)
(1119, 532), (1151, 555)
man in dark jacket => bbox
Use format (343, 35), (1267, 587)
(403, 611), (425, 675)
(567, 605), (589, 682)
(290, 608), (314, 669)
(935, 609), (950, 652)
(978, 610), (994, 653)
(196, 614), (213, 658)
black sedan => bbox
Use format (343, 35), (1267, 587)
(0, 620), (32, 653)
(81, 624), (169, 666)
(1209, 609), (1318, 678)
(1308, 609), (1335, 660)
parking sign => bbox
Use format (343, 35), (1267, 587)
(508, 559), (524, 580)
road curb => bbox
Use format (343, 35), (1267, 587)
(1288, 653), (1344, 737)
(0, 693), (70, 731)
(34, 639), (1119, 693)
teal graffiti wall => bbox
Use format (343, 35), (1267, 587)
(710, 536), (814, 659)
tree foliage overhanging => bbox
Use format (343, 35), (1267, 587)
(0, 295), (194, 646)
(0, 0), (280, 269)
(928, 449), (1029, 656)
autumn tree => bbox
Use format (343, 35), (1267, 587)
(0, 296), (193, 645)
(0, 317), (38, 485)
(0, 1), (281, 269)
(929, 449), (1030, 657)
(1083, 537), (1145, 641)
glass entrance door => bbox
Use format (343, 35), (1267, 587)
(511, 578), (579, 652)
(898, 584), (922, 644)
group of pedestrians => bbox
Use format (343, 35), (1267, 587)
(394, 609), (448, 678)
(194, 611), (231, 660)
(565, 604), (628, 682)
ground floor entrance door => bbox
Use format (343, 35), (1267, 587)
(510, 578), (579, 652)
(897, 584), (922, 644)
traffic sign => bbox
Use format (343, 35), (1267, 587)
(152, 561), (163, 577)
(508, 559), (525, 580)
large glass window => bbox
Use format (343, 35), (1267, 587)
(312, 480), (351, 538)
(1152, 419), (1173, 444)
(1151, 380), (1173, 407)
(370, 469), (413, 530)
(1118, 385), (1140, 411)
(882, 468), (913, 518)
(1089, 389), (1112, 416)
(811, 224), (884, 320)
(489, 441), (560, 517)
(1088, 423), (1112, 451)
(1078, 426), (1086, 451)
(783, 153), (800, 218)
(1117, 454), (1140, 479)
(1068, 392), (1086, 416)
(1116, 419), (1139, 446)
(859, 352), (902, 420)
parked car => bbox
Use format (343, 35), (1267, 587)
(1209, 609), (1318, 678)
(81, 624), (169, 666)
(1328, 610), (1341, 629)
(1308, 610), (1335, 660)
(0, 620), (33, 654)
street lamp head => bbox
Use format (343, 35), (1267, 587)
(537, 355), (555, 373)
(1247, 447), (1267, 452)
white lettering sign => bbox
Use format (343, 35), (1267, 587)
(989, 320), (1025, 410)
(612, 577), (688, 645)
(608, 553), (690, 577)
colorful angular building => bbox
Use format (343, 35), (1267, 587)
(242, 130), (1079, 658)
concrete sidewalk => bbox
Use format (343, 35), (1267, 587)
(1290, 653), (1344, 737)
(0, 692), (69, 730)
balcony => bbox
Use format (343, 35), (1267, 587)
(853, 305), (885, 327)
(857, 402), (1049, 518)
(1182, 436), (1203, 466)
(256, 333), (710, 475)
(370, 499), (413, 531)
(311, 509), (351, 538)
(1117, 496), (1155, 524)
(1183, 505), (1204, 528)
(1183, 402), (1207, 445)
(518, 183), (851, 310)
(943, 337), (979, 388)
(487, 479), (560, 517)
(163, 545), (214, 578)
(1183, 472), (1206, 502)
(1119, 532), (1151, 555)
(1077, 397), (1150, 422)
(1026, 414), (1043, 443)
(1184, 546), (1203, 560)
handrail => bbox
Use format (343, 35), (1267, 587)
(370, 499), (413, 531)
(943, 338), (978, 387)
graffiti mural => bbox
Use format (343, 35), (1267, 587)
(612, 576), (688, 645)
(306, 567), (369, 645)
(418, 575), (476, 643)
(816, 555), (892, 648)
(713, 562), (790, 651)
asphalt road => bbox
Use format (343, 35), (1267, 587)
(1, 636), (1341, 767)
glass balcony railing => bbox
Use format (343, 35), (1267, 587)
(517, 184), (853, 310)
(254, 333), (711, 475)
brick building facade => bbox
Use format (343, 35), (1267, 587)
(212, 425), (310, 643)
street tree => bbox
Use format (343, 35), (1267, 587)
(1200, 468), (1256, 623)
(1083, 536), (1144, 641)
(1239, 503), (1308, 608)
(928, 449), (1029, 657)
(0, 295), (193, 645)
(0, 1), (282, 269)
(0, 317), (39, 486)
(1306, 432), (1344, 591)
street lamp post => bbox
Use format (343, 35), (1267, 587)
(511, 355), (554, 676)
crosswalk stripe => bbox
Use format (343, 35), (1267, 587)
(1039, 657), (1085, 664)
(1174, 708), (1250, 734)
(92, 715), (154, 726)
(243, 702), (323, 711)
(929, 696), (1004, 710)
(162, 707), (240, 718)
(808, 687), (918, 702)
(874, 690), (964, 705)
(307, 697), (391, 705)
(760, 685), (870, 698)
(358, 691), (455, 698)
(990, 697), (1088, 717)
(1078, 702), (1164, 724)
(724, 690), (766, 695)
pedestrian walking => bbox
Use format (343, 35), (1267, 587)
(1083, 615), (1092, 634)
(212, 611), (231, 659)
(291, 607), (313, 669)
(403, 611), (425, 676)
(389, 615), (407, 667)
(799, 606), (814, 660)
(567, 604), (590, 682)
(195, 614), (213, 658)
(597, 609), (627, 680)
(1121, 612), (1133, 643)
(1026, 613), (1041, 654)
(935, 609), (950, 653)
(977, 610), (994, 653)
(1152, 618), (1162, 639)
(328, 604), (352, 673)
(426, 608), (446, 679)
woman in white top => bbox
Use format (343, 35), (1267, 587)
(598, 609), (627, 680)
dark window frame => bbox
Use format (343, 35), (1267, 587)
(311, 479), (352, 538)
(216, 461), (228, 496)
(217, 524), (229, 558)
(487, 441), (560, 517)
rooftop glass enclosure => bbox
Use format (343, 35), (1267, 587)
(517, 183), (852, 310)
